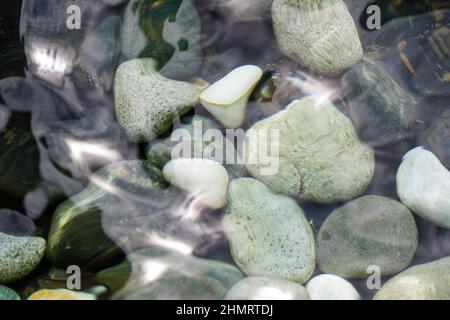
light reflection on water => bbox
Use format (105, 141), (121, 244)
(0, 0), (448, 299)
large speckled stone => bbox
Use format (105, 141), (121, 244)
(317, 195), (418, 278)
(0, 232), (46, 284)
(374, 257), (450, 300)
(225, 276), (310, 300)
(114, 58), (200, 142)
(244, 96), (375, 203)
(223, 178), (315, 284)
(272, 0), (363, 75)
(114, 247), (244, 300)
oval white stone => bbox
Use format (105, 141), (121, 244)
(397, 147), (450, 229)
(163, 158), (229, 209)
(306, 274), (360, 300)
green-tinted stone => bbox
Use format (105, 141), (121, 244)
(74, 15), (122, 91)
(374, 256), (450, 300)
(95, 258), (131, 293)
(121, 0), (202, 78)
(114, 247), (244, 300)
(223, 178), (315, 284)
(272, 0), (363, 76)
(317, 195), (418, 278)
(114, 58), (200, 142)
(146, 115), (246, 179)
(46, 160), (169, 269)
(422, 110), (450, 169)
(0, 285), (20, 300)
(0, 232), (46, 284)
(0, 111), (41, 198)
(342, 61), (417, 146)
(244, 96), (375, 203)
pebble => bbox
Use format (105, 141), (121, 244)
(342, 60), (417, 146)
(0, 232), (46, 284)
(114, 247), (243, 300)
(163, 158), (229, 209)
(397, 147), (450, 229)
(272, 0), (363, 75)
(200, 65), (263, 128)
(225, 276), (310, 300)
(223, 178), (315, 284)
(28, 289), (96, 300)
(374, 256), (450, 300)
(317, 195), (418, 278)
(0, 285), (20, 300)
(114, 58), (200, 142)
(306, 274), (360, 300)
(244, 95), (375, 203)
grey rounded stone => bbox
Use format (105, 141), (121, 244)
(225, 276), (310, 300)
(374, 256), (450, 300)
(317, 195), (418, 278)
(223, 178), (315, 284)
(0, 232), (46, 284)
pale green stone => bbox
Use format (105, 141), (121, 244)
(374, 257), (450, 300)
(223, 178), (315, 284)
(244, 96), (375, 203)
(114, 58), (200, 142)
(0, 285), (20, 300)
(272, 0), (363, 75)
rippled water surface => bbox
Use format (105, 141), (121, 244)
(0, 0), (450, 300)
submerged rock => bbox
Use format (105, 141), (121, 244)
(374, 256), (450, 300)
(146, 115), (246, 179)
(0, 285), (20, 300)
(244, 96), (375, 203)
(225, 276), (310, 300)
(114, 58), (200, 142)
(0, 109), (41, 199)
(200, 65), (263, 128)
(421, 110), (450, 169)
(95, 258), (131, 293)
(306, 274), (360, 300)
(114, 247), (243, 300)
(46, 160), (167, 269)
(74, 15), (122, 91)
(163, 158), (229, 209)
(223, 178), (315, 284)
(0, 232), (46, 284)
(121, 0), (202, 78)
(397, 147), (450, 229)
(28, 289), (96, 300)
(0, 209), (35, 236)
(47, 159), (215, 269)
(342, 61), (417, 146)
(272, 0), (363, 75)
(316, 195), (418, 278)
